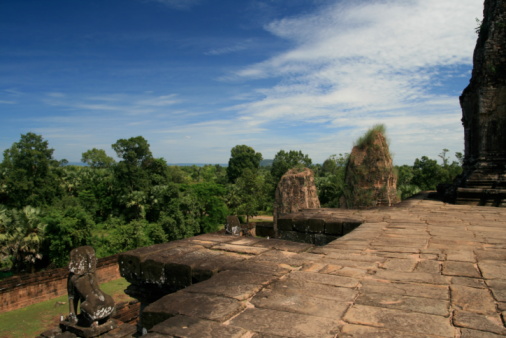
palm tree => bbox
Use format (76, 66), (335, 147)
(0, 206), (46, 272)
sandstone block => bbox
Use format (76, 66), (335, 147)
(143, 292), (246, 331)
(355, 292), (449, 316)
(451, 285), (497, 314)
(230, 307), (340, 338)
(453, 310), (506, 335)
(149, 315), (250, 337)
(344, 304), (454, 337)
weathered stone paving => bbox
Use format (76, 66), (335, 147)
(120, 193), (506, 337)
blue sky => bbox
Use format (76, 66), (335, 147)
(0, 0), (482, 165)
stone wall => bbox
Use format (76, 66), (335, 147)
(277, 209), (363, 245)
(0, 254), (120, 313)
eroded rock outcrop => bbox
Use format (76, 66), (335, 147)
(273, 168), (320, 237)
(450, 0), (506, 206)
(342, 126), (398, 209)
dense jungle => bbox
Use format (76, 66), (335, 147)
(0, 132), (462, 274)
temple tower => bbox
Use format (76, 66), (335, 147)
(452, 0), (506, 206)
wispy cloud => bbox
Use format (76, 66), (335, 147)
(225, 0), (481, 163)
(205, 40), (253, 56)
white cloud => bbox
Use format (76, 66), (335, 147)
(205, 40), (253, 56)
(225, 0), (481, 164)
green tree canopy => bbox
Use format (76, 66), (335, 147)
(112, 136), (154, 194)
(226, 145), (263, 183)
(0, 206), (46, 272)
(0, 133), (60, 208)
(271, 150), (312, 184)
(227, 168), (265, 223)
(42, 205), (94, 267)
(112, 136), (153, 166)
(81, 148), (115, 168)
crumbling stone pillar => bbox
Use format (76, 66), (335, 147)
(451, 0), (506, 206)
(273, 168), (320, 237)
(342, 127), (398, 209)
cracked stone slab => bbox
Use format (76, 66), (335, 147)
(251, 286), (350, 319)
(442, 261), (481, 278)
(453, 310), (506, 335)
(478, 261), (506, 280)
(252, 238), (314, 253)
(354, 292), (449, 316)
(288, 270), (359, 288)
(459, 328), (506, 338)
(373, 269), (449, 285)
(381, 258), (418, 272)
(451, 277), (487, 289)
(344, 304), (455, 337)
(230, 307), (341, 338)
(450, 285), (497, 314)
(147, 315), (250, 337)
(181, 270), (278, 301)
(359, 279), (449, 299)
(212, 243), (271, 255)
(319, 265), (370, 278)
(340, 324), (439, 338)
(142, 292), (246, 331)
(414, 260), (441, 274)
(266, 277), (357, 302)
(486, 280), (506, 302)
(446, 250), (476, 262)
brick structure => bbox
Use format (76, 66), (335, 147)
(0, 254), (120, 313)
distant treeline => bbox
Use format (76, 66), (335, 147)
(0, 132), (462, 274)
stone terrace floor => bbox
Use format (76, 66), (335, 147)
(124, 193), (506, 337)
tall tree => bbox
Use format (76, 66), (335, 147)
(112, 136), (154, 194)
(42, 205), (94, 267)
(0, 133), (60, 208)
(226, 145), (263, 183)
(112, 136), (152, 167)
(231, 169), (265, 223)
(271, 150), (312, 184)
(81, 148), (115, 168)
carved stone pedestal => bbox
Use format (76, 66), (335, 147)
(59, 319), (117, 338)
(454, 160), (506, 206)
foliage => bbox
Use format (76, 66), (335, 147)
(226, 145), (263, 183)
(157, 192), (201, 241)
(475, 17), (483, 35)
(185, 182), (228, 233)
(354, 124), (386, 149)
(0, 131), (467, 273)
(271, 150), (313, 184)
(81, 148), (115, 168)
(315, 154), (349, 207)
(0, 133), (61, 208)
(412, 156), (444, 190)
(107, 219), (151, 253)
(42, 205), (94, 267)
(112, 136), (153, 166)
(228, 169), (266, 222)
(0, 205), (46, 272)
(397, 150), (462, 198)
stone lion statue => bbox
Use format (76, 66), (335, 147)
(66, 246), (115, 327)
